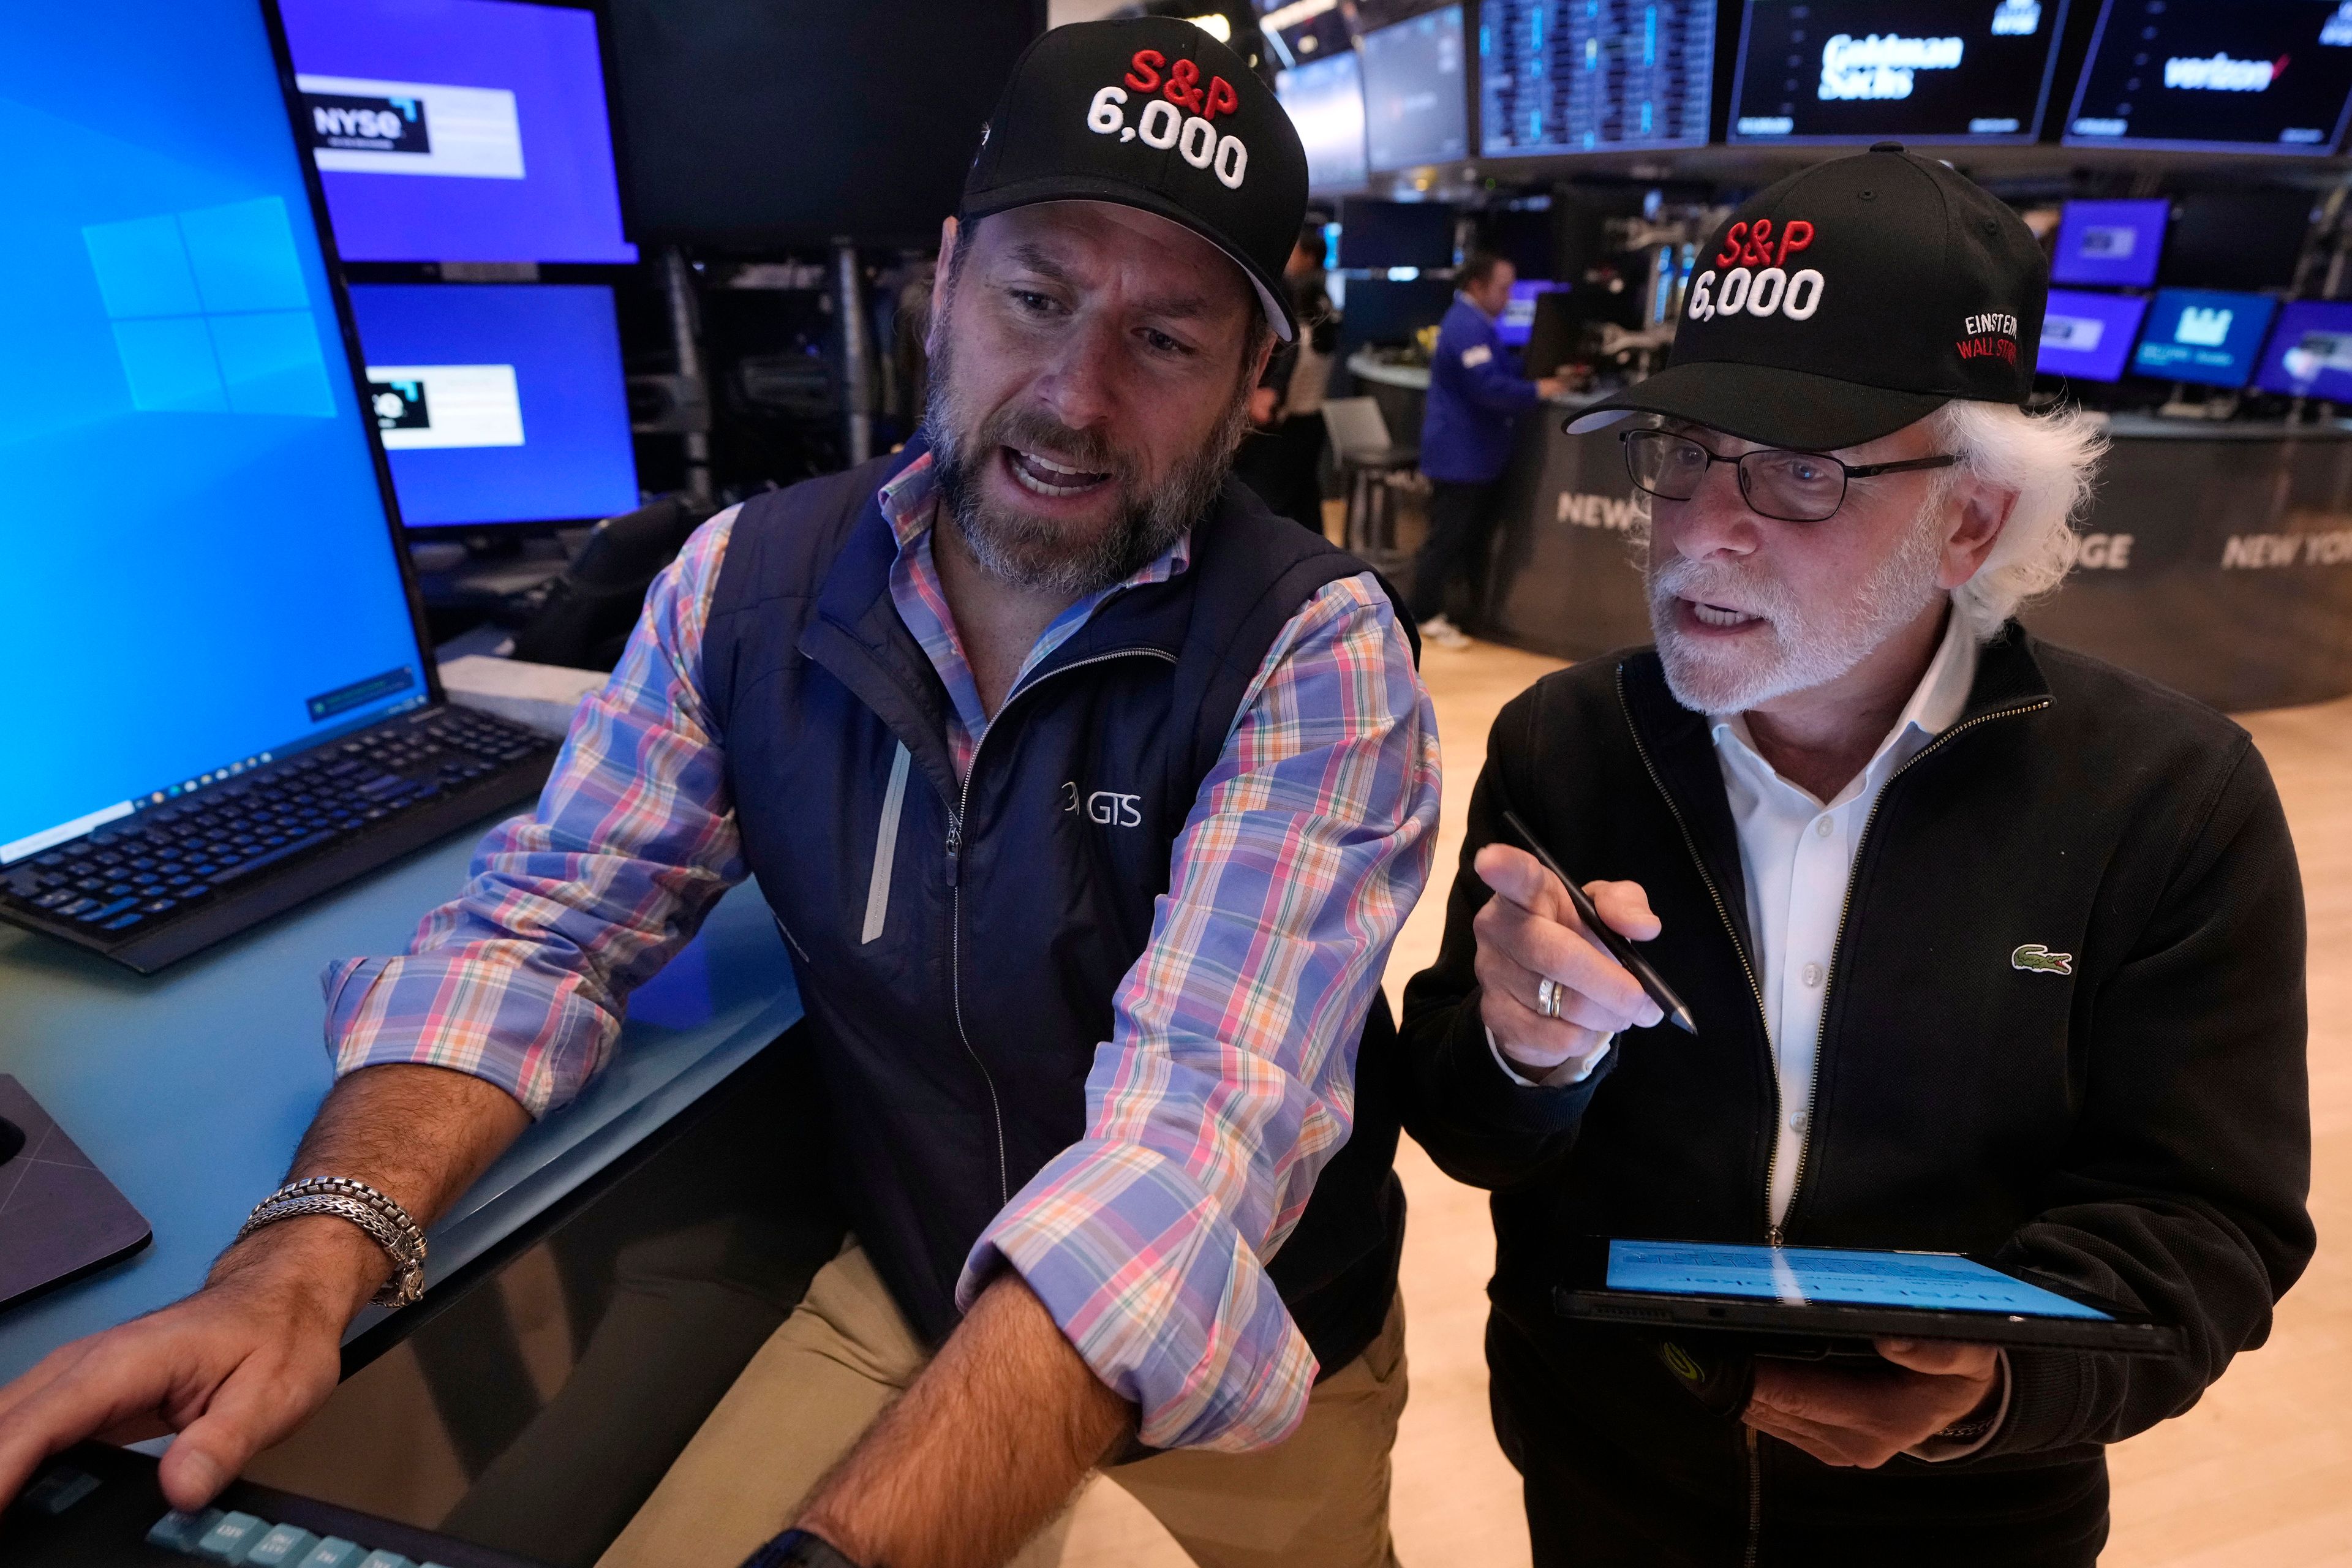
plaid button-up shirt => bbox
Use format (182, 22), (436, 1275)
(322, 451), (1441, 1452)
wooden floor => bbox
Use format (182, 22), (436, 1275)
(1059, 636), (2352, 1568)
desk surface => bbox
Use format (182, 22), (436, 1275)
(0, 812), (801, 1385)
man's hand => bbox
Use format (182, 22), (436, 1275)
(1248, 386), (1281, 426)
(1744, 1340), (2001, 1468)
(1473, 843), (1663, 1079)
(794, 1273), (1133, 1568)
(0, 1221), (377, 1512)
(0, 1063), (527, 1513)
(1534, 376), (1567, 400)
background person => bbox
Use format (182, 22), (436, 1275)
(1399, 146), (2313, 1566)
(1235, 222), (1339, 535)
(0, 23), (1441, 1568)
(1409, 251), (1565, 650)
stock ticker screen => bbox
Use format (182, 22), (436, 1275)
(1479, 1), (1717, 157)
(1729, 0), (2072, 145)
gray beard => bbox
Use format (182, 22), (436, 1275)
(922, 331), (1251, 597)
(1646, 511), (1950, 715)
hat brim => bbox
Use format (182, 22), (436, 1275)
(1564, 361), (1951, 450)
(960, 175), (1295, 342)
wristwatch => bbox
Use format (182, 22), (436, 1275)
(739, 1529), (866, 1568)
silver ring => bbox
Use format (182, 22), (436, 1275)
(1536, 977), (1563, 1020)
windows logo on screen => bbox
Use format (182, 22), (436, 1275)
(81, 196), (336, 418)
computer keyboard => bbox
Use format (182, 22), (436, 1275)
(0, 704), (559, 973)
(0, 1444), (548, 1568)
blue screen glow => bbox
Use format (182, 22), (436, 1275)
(0, 4), (427, 863)
(1607, 1240), (2112, 1319)
(279, 0), (635, 263)
(348, 282), (639, 528)
(2254, 299), (2352, 399)
(2133, 288), (2280, 388)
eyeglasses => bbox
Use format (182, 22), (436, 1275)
(1619, 428), (1959, 524)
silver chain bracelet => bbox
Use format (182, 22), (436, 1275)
(233, 1177), (428, 1309)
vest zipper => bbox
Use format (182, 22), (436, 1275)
(1743, 1425), (1763, 1568)
(944, 646), (1181, 1208)
(1775, 699), (2049, 1242)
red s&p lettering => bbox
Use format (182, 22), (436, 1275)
(1716, 222), (1749, 268)
(1740, 220), (1776, 266)
(1776, 220), (1814, 267)
(1163, 56), (1206, 112)
(1203, 74), (1239, 122)
(1125, 48), (1165, 92)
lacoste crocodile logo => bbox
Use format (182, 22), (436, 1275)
(2011, 943), (2075, 976)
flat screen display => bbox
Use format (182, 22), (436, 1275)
(1480, 0), (1716, 156)
(1278, 50), (1370, 192)
(1497, 279), (1567, 345)
(2051, 198), (2170, 287)
(1336, 198), (1459, 270)
(1360, 5), (1471, 169)
(1728, 0), (2072, 144)
(2038, 288), (2152, 382)
(2065, 0), (2352, 153)
(1, 2), (427, 864)
(2133, 288), (2281, 387)
(347, 284), (639, 529)
(279, 0), (635, 262)
(1607, 1240), (2113, 1320)
(2254, 299), (2352, 397)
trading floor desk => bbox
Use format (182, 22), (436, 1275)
(0, 812), (803, 1388)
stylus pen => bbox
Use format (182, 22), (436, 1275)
(1501, 809), (1698, 1036)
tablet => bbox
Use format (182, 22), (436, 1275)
(1553, 1237), (2179, 1355)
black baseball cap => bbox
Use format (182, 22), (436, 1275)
(961, 19), (1311, 341)
(1567, 144), (2049, 450)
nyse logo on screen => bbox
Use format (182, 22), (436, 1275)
(305, 92), (431, 156)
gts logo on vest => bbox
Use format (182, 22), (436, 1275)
(1062, 782), (1143, 826)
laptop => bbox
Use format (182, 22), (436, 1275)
(0, 1), (564, 973)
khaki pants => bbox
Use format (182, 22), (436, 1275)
(600, 1241), (1408, 1568)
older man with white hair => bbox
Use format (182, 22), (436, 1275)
(1399, 145), (2313, 1565)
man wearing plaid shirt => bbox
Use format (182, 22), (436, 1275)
(0, 21), (1439, 1568)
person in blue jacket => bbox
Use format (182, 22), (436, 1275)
(1412, 251), (1563, 648)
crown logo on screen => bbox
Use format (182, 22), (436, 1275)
(2176, 307), (2235, 347)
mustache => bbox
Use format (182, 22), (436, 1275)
(1647, 554), (1796, 624)
(974, 405), (1133, 484)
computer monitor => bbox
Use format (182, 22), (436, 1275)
(2065, 0), (2352, 154)
(2132, 289), (2282, 388)
(1480, 0), (1716, 157)
(345, 283), (639, 530)
(2050, 199), (2169, 288)
(1336, 199), (1459, 270)
(278, 0), (636, 263)
(1, 1), (429, 865)
(2037, 289), (2152, 383)
(1728, 0), (2073, 145)
(2160, 190), (2316, 292)
(1497, 280), (1567, 347)
(2255, 300), (2352, 398)
(1360, 5), (1471, 169)
(1278, 50), (1370, 192)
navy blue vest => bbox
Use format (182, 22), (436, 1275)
(702, 441), (1409, 1374)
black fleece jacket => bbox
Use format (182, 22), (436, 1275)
(1399, 629), (2313, 1566)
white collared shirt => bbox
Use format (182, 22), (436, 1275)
(1714, 608), (1977, 1230)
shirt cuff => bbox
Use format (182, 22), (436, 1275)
(320, 950), (615, 1118)
(1905, 1350), (2011, 1462)
(1486, 1025), (1611, 1088)
(956, 1139), (1316, 1455)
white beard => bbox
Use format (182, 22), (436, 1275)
(1648, 510), (1950, 715)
